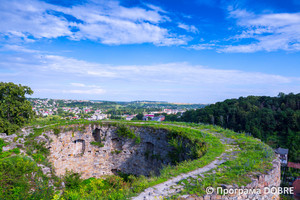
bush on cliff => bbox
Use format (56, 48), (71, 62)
(0, 155), (53, 200)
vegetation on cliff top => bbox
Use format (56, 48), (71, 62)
(181, 93), (300, 162)
(169, 123), (276, 198)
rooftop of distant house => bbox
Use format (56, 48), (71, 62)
(275, 147), (289, 155)
(288, 162), (300, 169)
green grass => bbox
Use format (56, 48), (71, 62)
(0, 138), (8, 153)
(115, 123), (142, 144)
(90, 141), (104, 147)
(166, 123), (276, 198)
(111, 150), (122, 154)
(0, 138), (21, 159)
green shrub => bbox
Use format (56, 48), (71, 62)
(0, 138), (7, 153)
(62, 175), (130, 200)
(53, 128), (60, 135)
(24, 134), (49, 164)
(90, 141), (104, 147)
(32, 153), (46, 163)
(64, 171), (82, 190)
(116, 124), (136, 139)
(77, 125), (87, 132)
(130, 175), (148, 193)
(188, 139), (207, 159)
(168, 137), (185, 164)
(111, 150), (122, 154)
(0, 146), (20, 159)
(13, 137), (18, 142)
(33, 128), (44, 137)
(0, 155), (54, 200)
(12, 148), (20, 154)
(135, 136), (141, 144)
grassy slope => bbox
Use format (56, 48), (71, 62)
(165, 122), (276, 198)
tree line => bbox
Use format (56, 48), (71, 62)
(181, 93), (300, 162)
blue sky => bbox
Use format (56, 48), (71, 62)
(0, 0), (300, 103)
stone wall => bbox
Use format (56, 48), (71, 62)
(48, 124), (175, 179)
(187, 157), (281, 200)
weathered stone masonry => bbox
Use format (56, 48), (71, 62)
(48, 124), (176, 179)
(186, 157), (281, 200)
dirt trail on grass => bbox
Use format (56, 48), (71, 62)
(132, 125), (239, 200)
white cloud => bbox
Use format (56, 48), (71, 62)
(188, 43), (216, 50)
(36, 88), (106, 95)
(1, 51), (299, 102)
(219, 44), (260, 53)
(1, 45), (40, 53)
(0, 0), (188, 46)
(70, 83), (85, 87)
(0, 0), (71, 40)
(70, 83), (101, 88)
(189, 9), (300, 53)
(42, 55), (118, 78)
(145, 4), (168, 14)
(178, 23), (198, 33)
(1, 50), (298, 85)
(221, 9), (300, 52)
(65, 89), (105, 94)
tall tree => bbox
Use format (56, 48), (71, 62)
(0, 82), (34, 134)
(136, 113), (144, 120)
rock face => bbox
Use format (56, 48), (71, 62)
(48, 124), (175, 179)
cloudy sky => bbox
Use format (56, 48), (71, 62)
(0, 0), (300, 103)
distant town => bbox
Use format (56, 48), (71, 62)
(29, 98), (207, 122)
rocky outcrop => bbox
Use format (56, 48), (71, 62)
(0, 133), (26, 152)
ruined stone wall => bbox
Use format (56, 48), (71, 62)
(190, 157), (281, 200)
(48, 125), (174, 179)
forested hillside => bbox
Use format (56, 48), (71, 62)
(181, 93), (300, 162)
